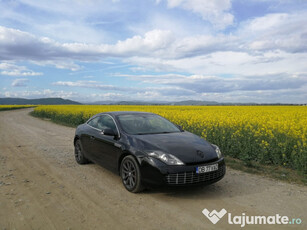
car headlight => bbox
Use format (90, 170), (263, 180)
(147, 151), (184, 165)
(211, 144), (222, 159)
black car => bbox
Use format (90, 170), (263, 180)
(74, 111), (225, 192)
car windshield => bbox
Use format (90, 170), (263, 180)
(117, 114), (180, 135)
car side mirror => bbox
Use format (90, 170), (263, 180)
(102, 128), (116, 136)
(177, 125), (184, 132)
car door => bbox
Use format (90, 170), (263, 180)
(91, 115), (122, 171)
(80, 116), (102, 161)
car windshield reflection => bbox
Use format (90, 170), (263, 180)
(117, 114), (180, 135)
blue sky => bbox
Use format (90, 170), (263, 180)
(0, 0), (306, 103)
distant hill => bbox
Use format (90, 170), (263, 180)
(171, 100), (219, 105)
(90, 100), (116, 105)
(113, 101), (163, 105)
(91, 100), (167, 105)
(91, 100), (221, 105)
(0, 97), (81, 105)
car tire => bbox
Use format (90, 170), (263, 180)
(74, 139), (90, 164)
(120, 155), (144, 193)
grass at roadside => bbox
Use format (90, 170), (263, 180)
(30, 110), (77, 128)
(225, 156), (307, 185)
(0, 105), (35, 111)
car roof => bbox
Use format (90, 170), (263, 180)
(97, 111), (156, 116)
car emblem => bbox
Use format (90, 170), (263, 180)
(197, 150), (205, 158)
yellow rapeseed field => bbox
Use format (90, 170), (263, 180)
(0, 105), (34, 111)
(33, 105), (307, 173)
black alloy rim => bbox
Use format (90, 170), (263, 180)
(75, 142), (82, 161)
(122, 160), (136, 189)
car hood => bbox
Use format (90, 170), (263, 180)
(133, 131), (218, 164)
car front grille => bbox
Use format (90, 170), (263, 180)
(165, 165), (225, 185)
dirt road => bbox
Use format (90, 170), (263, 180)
(0, 109), (306, 230)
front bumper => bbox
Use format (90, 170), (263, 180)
(139, 157), (226, 187)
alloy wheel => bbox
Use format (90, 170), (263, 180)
(75, 142), (82, 162)
(121, 159), (137, 190)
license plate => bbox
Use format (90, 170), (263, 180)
(196, 164), (218, 174)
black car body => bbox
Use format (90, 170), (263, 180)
(74, 111), (225, 192)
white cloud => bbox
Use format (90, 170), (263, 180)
(0, 25), (234, 63)
(52, 80), (196, 97)
(114, 73), (307, 93)
(11, 78), (29, 87)
(1, 89), (79, 99)
(83, 75), (95, 79)
(17, 0), (116, 17)
(125, 50), (307, 76)
(0, 62), (43, 76)
(51, 73), (307, 103)
(32, 60), (82, 71)
(53, 80), (126, 91)
(1, 12), (306, 65)
(168, 34), (237, 58)
(248, 13), (288, 31)
(35, 21), (109, 44)
(1, 70), (42, 76)
(0, 26), (175, 61)
(110, 73), (307, 103)
(162, 0), (234, 29)
(112, 30), (174, 55)
(198, 87), (307, 104)
(241, 12), (307, 53)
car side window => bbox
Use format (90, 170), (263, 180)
(98, 115), (117, 133)
(87, 116), (101, 129)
